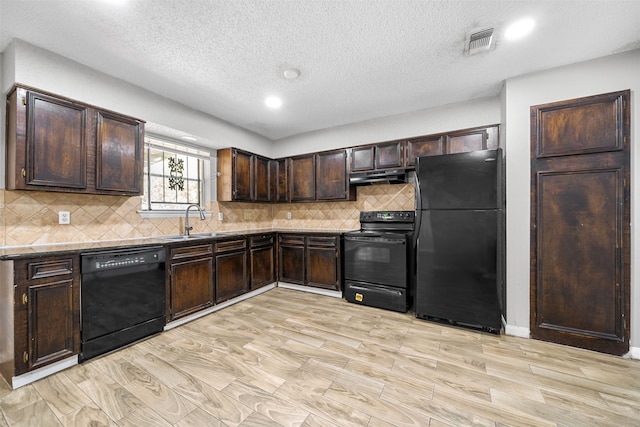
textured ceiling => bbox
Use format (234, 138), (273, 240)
(1, 0), (639, 141)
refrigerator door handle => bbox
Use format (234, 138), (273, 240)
(414, 164), (422, 250)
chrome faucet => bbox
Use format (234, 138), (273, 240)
(184, 204), (206, 236)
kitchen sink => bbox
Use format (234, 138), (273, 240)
(161, 233), (217, 241)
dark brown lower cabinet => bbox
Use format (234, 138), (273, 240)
(215, 238), (249, 303)
(278, 233), (341, 292)
(278, 234), (306, 285)
(306, 236), (340, 290)
(0, 255), (80, 384)
(168, 244), (214, 321)
(250, 234), (275, 290)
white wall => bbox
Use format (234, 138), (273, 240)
(1, 40), (272, 161)
(272, 96), (501, 158)
(504, 49), (640, 354)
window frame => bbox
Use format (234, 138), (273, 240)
(139, 136), (212, 217)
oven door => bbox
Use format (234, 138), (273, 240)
(344, 234), (408, 288)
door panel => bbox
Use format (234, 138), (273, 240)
(530, 90), (630, 355)
(536, 169), (621, 337)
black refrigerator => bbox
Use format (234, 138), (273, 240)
(414, 148), (505, 332)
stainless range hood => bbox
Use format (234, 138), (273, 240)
(349, 169), (407, 185)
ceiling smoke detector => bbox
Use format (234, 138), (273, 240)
(467, 28), (494, 55)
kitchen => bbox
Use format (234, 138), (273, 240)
(1, 1), (640, 425)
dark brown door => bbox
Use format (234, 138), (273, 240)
(278, 235), (305, 284)
(26, 91), (88, 189)
(290, 155), (315, 201)
(375, 141), (404, 169)
(446, 128), (488, 154)
(275, 159), (289, 202)
(251, 244), (275, 290)
(315, 150), (349, 200)
(253, 155), (271, 202)
(95, 110), (143, 194)
(530, 90), (630, 355)
(306, 236), (339, 291)
(351, 146), (375, 171)
(405, 136), (443, 167)
(233, 149), (253, 201)
(215, 250), (248, 303)
(170, 256), (214, 320)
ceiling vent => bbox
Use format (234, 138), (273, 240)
(467, 28), (494, 54)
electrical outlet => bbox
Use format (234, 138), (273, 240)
(244, 212), (253, 220)
(286, 211), (292, 219)
(59, 211), (70, 224)
(218, 212), (224, 221)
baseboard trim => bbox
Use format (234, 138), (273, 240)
(277, 282), (342, 298)
(12, 356), (78, 389)
(505, 324), (530, 338)
(627, 346), (640, 360)
(165, 284), (276, 330)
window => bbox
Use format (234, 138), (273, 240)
(142, 137), (211, 212)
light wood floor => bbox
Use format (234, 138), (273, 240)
(1, 287), (639, 427)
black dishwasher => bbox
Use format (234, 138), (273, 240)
(80, 246), (166, 361)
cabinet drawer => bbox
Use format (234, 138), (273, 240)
(250, 234), (274, 248)
(170, 244), (213, 260)
(279, 235), (305, 246)
(215, 239), (247, 253)
(15, 257), (76, 283)
(306, 236), (338, 247)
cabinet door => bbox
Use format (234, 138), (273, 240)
(278, 235), (305, 284)
(216, 245), (248, 303)
(253, 155), (271, 202)
(95, 110), (143, 194)
(406, 136), (444, 167)
(446, 128), (489, 154)
(170, 257), (214, 320)
(351, 146), (375, 172)
(276, 159), (289, 202)
(375, 141), (404, 169)
(306, 237), (340, 291)
(13, 256), (80, 376)
(315, 150), (351, 200)
(290, 155), (315, 202)
(15, 279), (79, 375)
(26, 90), (88, 189)
(233, 149), (253, 201)
(250, 235), (275, 290)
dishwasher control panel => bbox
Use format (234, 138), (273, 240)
(81, 247), (165, 273)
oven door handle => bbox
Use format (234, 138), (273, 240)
(344, 236), (407, 244)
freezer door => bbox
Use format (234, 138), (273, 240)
(416, 149), (503, 210)
(415, 209), (502, 331)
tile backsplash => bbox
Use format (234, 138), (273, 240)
(0, 183), (415, 247)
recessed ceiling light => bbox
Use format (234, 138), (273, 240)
(504, 18), (535, 40)
(181, 135), (197, 142)
(265, 96), (282, 109)
(283, 68), (300, 79)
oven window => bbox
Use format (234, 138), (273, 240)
(344, 238), (408, 288)
(357, 247), (391, 263)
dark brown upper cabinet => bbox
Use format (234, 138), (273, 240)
(253, 155), (271, 202)
(351, 140), (404, 172)
(290, 154), (316, 202)
(217, 148), (271, 202)
(273, 158), (289, 202)
(404, 125), (500, 167)
(315, 149), (355, 201)
(95, 110), (144, 193)
(351, 146), (375, 171)
(405, 136), (444, 167)
(446, 125), (499, 154)
(6, 85), (144, 195)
